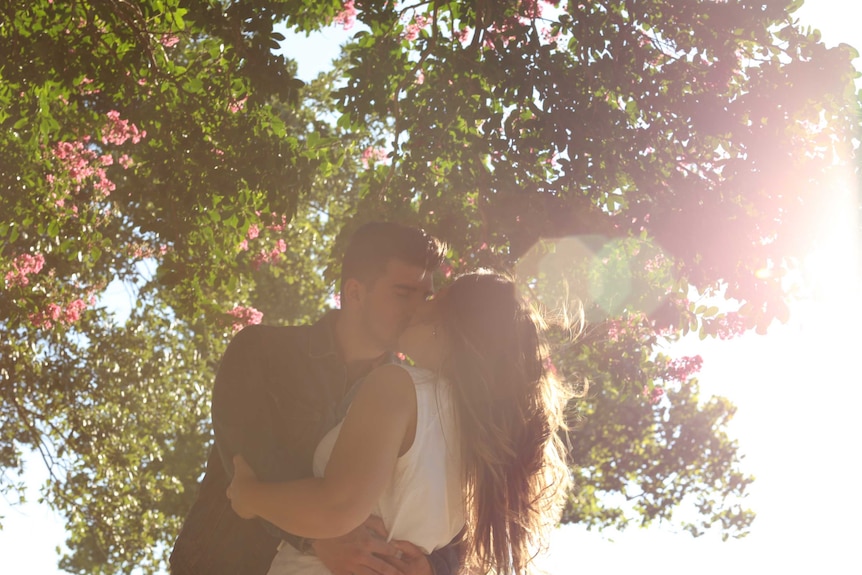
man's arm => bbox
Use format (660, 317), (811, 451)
(226, 365), (416, 538)
(214, 328), (411, 575)
(211, 326), (269, 475)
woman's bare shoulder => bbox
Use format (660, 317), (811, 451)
(363, 363), (415, 392)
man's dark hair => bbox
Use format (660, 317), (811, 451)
(340, 222), (447, 294)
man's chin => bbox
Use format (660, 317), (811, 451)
(384, 340), (402, 354)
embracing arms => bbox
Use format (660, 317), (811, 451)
(227, 364), (417, 540)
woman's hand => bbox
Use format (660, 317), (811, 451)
(226, 454), (259, 519)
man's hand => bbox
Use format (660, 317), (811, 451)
(384, 540), (434, 575)
(312, 516), (404, 575)
(226, 454), (258, 519)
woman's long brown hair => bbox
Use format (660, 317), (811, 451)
(438, 272), (571, 574)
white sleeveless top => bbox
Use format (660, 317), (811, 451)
(267, 366), (464, 575)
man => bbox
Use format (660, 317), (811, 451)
(170, 222), (460, 575)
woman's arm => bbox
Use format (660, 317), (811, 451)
(227, 364), (417, 540)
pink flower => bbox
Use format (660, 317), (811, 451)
(643, 385), (665, 405)
(665, 355), (703, 382)
(606, 319), (621, 342)
(360, 146), (388, 168)
(713, 312), (746, 340)
(28, 297), (88, 329)
(402, 14), (431, 41)
(228, 96), (247, 113)
(643, 252), (667, 273)
(47, 303), (63, 321)
(333, 0), (357, 30)
(415, 69), (425, 85)
(5, 252), (46, 288)
(520, 0), (544, 19)
(94, 170), (116, 196)
(247, 224), (260, 240)
(403, 24), (420, 41)
(64, 299), (86, 323)
(53, 141), (97, 182)
(118, 154), (134, 168)
(227, 305), (264, 333)
(541, 26), (561, 44)
(102, 110), (146, 146)
(160, 33), (180, 48)
(251, 250), (269, 270)
(267, 213), (287, 232)
(28, 312), (53, 330)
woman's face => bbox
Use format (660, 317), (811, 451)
(397, 297), (446, 369)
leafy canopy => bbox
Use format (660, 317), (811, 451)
(1, 0), (858, 573)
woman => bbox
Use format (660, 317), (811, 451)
(227, 271), (572, 574)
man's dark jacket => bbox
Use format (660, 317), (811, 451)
(169, 313), (460, 575)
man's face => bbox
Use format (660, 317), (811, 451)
(357, 259), (434, 352)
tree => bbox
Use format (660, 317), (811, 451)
(1, 0), (858, 573)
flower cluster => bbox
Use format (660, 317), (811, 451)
(643, 249), (666, 274)
(711, 312), (746, 340)
(251, 239), (287, 270)
(664, 355), (703, 383)
(606, 312), (649, 343)
(643, 384), (665, 405)
(48, 110), (144, 205)
(102, 110), (146, 146)
(52, 139), (116, 196)
(228, 96), (247, 114)
(227, 305), (263, 333)
(237, 215), (289, 269)
(160, 33), (180, 48)
(78, 76), (99, 96)
(607, 318), (623, 342)
(127, 242), (169, 260)
(520, 0), (546, 19)
(5, 252), (46, 288)
(402, 14), (430, 41)
(29, 298), (89, 330)
(334, 0), (357, 30)
(361, 146), (388, 168)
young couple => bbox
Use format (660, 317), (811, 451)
(170, 222), (570, 575)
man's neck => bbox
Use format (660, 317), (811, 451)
(333, 311), (387, 365)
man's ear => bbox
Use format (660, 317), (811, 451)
(342, 277), (365, 308)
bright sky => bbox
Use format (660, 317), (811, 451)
(2, 1), (860, 573)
